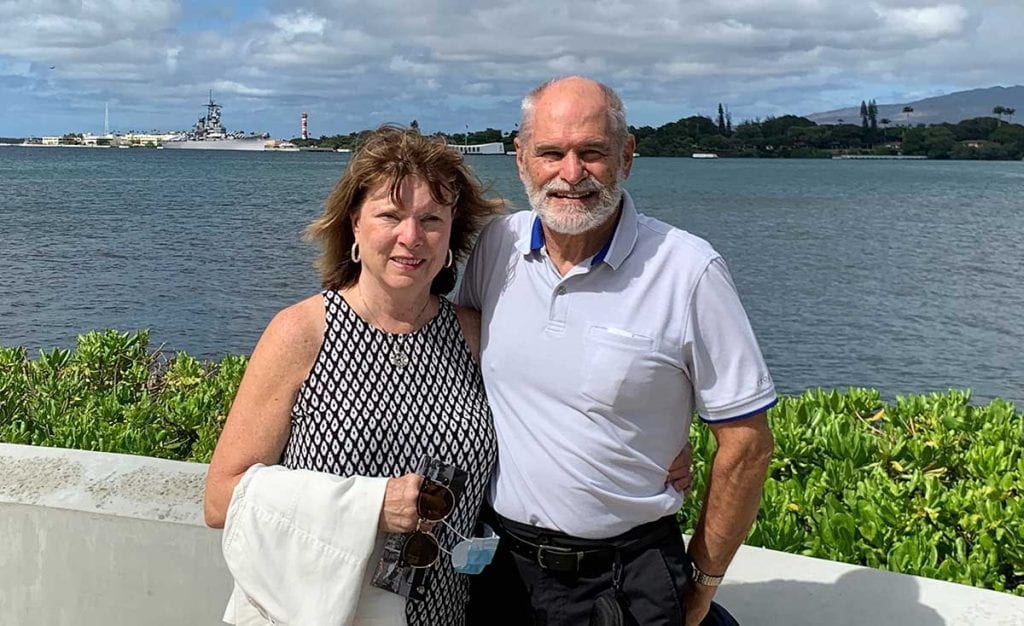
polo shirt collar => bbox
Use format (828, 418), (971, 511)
(515, 190), (640, 270)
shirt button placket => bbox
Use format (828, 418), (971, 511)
(548, 284), (569, 331)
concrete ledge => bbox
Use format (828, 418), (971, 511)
(717, 542), (1024, 625)
(1, 443), (230, 626)
(2, 443), (1022, 625)
(0, 442), (207, 524)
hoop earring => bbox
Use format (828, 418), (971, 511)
(350, 242), (361, 263)
(445, 249), (453, 268)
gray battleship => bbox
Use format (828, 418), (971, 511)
(161, 93), (269, 151)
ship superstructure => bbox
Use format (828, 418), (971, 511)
(161, 92), (269, 151)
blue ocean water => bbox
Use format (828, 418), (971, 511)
(1, 147), (1022, 405)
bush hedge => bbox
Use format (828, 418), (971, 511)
(682, 387), (1023, 596)
(0, 330), (241, 462)
(2, 330), (1021, 595)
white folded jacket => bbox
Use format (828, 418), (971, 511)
(220, 464), (408, 626)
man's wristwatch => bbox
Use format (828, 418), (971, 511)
(690, 563), (725, 587)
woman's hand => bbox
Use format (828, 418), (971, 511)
(378, 473), (425, 533)
(667, 441), (694, 494)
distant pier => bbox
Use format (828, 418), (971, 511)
(831, 155), (928, 160)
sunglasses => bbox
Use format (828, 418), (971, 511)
(399, 477), (456, 568)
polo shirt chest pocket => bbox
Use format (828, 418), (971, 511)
(581, 325), (656, 408)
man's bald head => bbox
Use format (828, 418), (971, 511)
(518, 76), (629, 153)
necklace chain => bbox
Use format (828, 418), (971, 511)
(356, 286), (432, 369)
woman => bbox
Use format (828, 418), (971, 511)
(204, 125), (505, 625)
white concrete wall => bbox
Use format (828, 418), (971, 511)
(0, 443), (231, 626)
(717, 541), (1024, 625)
(2, 443), (1022, 625)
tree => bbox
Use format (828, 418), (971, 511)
(467, 128), (502, 144)
(992, 106), (1006, 123)
(860, 101), (869, 129)
(879, 118), (891, 141)
(902, 106), (914, 126)
(950, 117), (999, 141)
(902, 126), (927, 155)
(868, 100), (878, 131)
(717, 103), (727, 135)
(924, 126), (956, 158)
(410, 120), (419, 130)
(990, 123), (1024, 146)
(1006, 108), (1016, 124)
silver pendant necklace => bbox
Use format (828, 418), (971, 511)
(357, 286), (432, 369)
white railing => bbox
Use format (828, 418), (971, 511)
(2, 443), (1021, 625)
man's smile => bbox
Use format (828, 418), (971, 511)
(548, 190), (597, 201)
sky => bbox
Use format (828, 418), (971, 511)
(1, 0), (1022, 138)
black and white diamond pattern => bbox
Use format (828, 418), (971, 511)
(281, 291), (497, 626)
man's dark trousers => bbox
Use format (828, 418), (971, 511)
(466, 508), (738, 625)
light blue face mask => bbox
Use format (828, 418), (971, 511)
(445, 523), (499, 575)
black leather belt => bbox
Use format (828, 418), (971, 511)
(497, 516), (676, 574)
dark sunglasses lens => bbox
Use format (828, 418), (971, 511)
(402, 531), (439, 567)
(418, 480), (454, 521)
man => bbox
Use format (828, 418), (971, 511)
(459, 76), (776, 625)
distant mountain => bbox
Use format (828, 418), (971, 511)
(805, 85), (1024, 126)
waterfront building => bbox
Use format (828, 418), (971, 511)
(81, 133), (116, 146)
(448, 141), (505, 155)
(117, 132), (179, 146)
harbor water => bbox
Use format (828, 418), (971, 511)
(1, 146), (1021, 406)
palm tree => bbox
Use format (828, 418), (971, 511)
(1007, 108), (1016, 124)
(899, 108), (914, 149)
(993, 105), (1006, 123)
(880, 118), (891, 141)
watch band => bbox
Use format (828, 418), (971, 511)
(690, 563), (725, 587)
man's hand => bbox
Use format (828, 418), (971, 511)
(667, 441), (694, 493)
(683, 583), (716, 626)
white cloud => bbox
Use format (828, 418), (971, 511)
(1, 0), (1021, 136)
(463, 82), (493, 95)
(0, 0), (179, 57)
(270, 11), (327, 37)
(883, 4), (969, 39)
(389, 56), (441, 77)
(165, 46), (181, 72)
(211, 80), (275, 97)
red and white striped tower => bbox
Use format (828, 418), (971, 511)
(301, 112), (308, 140)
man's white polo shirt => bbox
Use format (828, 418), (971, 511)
(459, 191), (776, 539)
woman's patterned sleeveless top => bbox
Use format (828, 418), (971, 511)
(281, 290), (496, 625)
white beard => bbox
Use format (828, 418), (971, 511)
(525, 172), (624, 236)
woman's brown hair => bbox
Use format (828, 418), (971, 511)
(306, 125), (505, 294)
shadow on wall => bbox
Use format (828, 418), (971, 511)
(718, 569), (945, 626)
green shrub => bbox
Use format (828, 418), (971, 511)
(2, 330), (1021, 595)
(681, 387), (1023, 596)
(0, 330), (243, 462)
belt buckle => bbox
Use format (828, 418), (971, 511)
(536, 544), (582, 572)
